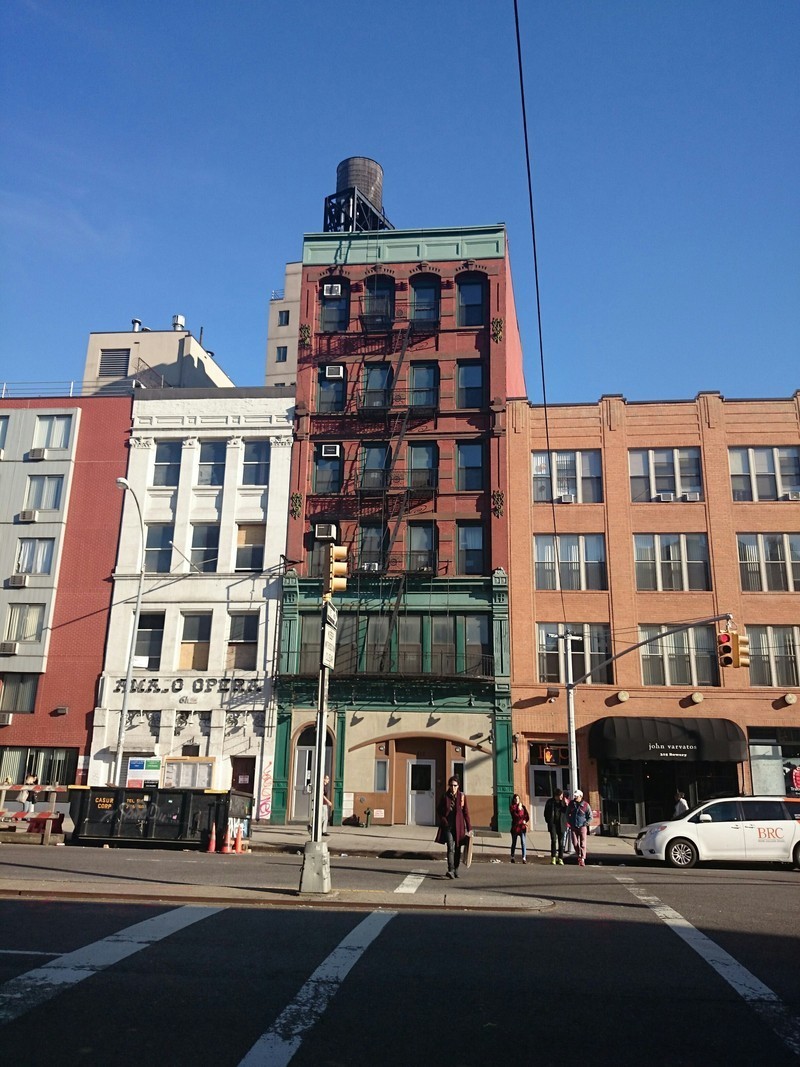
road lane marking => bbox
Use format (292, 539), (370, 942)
(0, 950), (58, 957)
(394, 870), (428, 894)
(0, 905), (224, 1026)
(615, 876), (800, 1057)
(238, 909), (396, 1067)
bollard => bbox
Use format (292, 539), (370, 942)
(364, 808), (372, 828)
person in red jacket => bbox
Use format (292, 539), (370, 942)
(435, 776), (472, 879)
(509, 794), (530, 863)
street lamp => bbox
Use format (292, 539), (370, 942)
(112, 477), (146, 787)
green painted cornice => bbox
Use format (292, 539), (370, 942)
(302, 225), (506, 267)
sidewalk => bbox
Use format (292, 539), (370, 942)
(248, 821), (637, 864)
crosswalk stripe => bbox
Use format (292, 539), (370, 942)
(394, 870), (428, 894)
(0, 906), (224, 1026)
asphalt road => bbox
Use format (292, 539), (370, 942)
(0, 852), (797, 1066)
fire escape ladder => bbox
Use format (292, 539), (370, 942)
(390, 322), (412, 394)
(384, 479), (410, 563)
(378, 573), (407, 673)
(386, 406), (411, 480)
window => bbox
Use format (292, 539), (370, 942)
(242, 440), (270, 485)
(299, 614), (322, 673)
(365, 616), (389, 672)
(730, 447), (800, 501)
(15, 538), (54, 575)
(359, 525), (387, 570)
(275, 346), (288, 363)
(278, 309), (290, 326)
(191, 525), (219, 573)
(145, 524), (173, 573)
(457, 524), (484, 575)
(738, 533), (800, 592)
(741, 800), (787, 821)
(134, 613), (164, 670)
(410, 275), (440, 323)
(0, 673), (38, 713)
(236, 524), (265, 572)
(747, 626), (799, 687)
(464, 615), (491, 675)
(532, 450), (603, 503)
(538, 624), (613, 684)
(364, 275), (395, 325)
(227, 614), (259, 670)
(362, 364), (392, 409)
(456, 272), (487, 327)
(639, 624), (718, 686)
(698, 801), (740, 823)
(457, 363), (483, 408)
(361, 444), (390, 490)
(408, 523), (436, 572)
(0, 415), (8, 450)
(314, 448), (343, 493)
(629, 448), (703, 502)
(456, 443), (483, 491)
(5, 604), (44, 643)
(33, 414), (71, 449)
(398, 616), (423, 672)
(409, 364), (438, 408)
(197, 441), (226, 486)
(153, 441), (181, 487)
(318, 368), (346, 413)
(25, 475), (63, 511)
(534, 535), (607, 590)
(408, 443), (437, 490)
(180, 614), (212, 670)
(375, 759), (389, 792)
(634, 534), (710, 591)
(320, 279), (350, 333)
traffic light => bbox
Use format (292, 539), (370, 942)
(717, 630), (734, 668)
(732, 632), (750, 669)
(324, 544), (348, 599)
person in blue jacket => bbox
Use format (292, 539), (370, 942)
(566, 788), (592, 866)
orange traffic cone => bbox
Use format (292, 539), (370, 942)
(234, 826), (243, 854)
(220, 824), (233, 854)
(206, 822), (217, 853)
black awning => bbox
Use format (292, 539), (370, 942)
(589, 717), (747, 762)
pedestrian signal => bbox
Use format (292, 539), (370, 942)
(732, 632), (750, 669)
(324, 544), (348, 599)
(717, 631), (733, 668)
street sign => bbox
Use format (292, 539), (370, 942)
(321, 622), (337, 670)
(325, 602), (338, 629)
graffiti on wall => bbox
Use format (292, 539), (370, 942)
(258, 761), (273, 820)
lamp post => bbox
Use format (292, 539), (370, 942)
(111, 477), (146, 787)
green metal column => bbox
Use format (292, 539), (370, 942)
(334, 708), (346, 825)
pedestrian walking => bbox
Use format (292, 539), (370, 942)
(321, 774), (333, 835)
(435, 776), (472, 879)
(544, 787), (568, 865)
(672, 790), (689, 819)
(566, 788), (592, 866)
(509, 794), (530, 863)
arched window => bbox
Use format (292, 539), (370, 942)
(410, 274), (440, 324)
(456, 272), (487, 327)
(320, 278), (350, 333)
(364, 275), (395, 326)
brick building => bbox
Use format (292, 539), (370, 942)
(508, 392), (800, 831)
(271, 159), (526, 829)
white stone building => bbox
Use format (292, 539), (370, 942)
(88, 387), (293, 819)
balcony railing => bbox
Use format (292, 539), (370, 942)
(356, 469), (438, 494)
(297, 649), (494, 679)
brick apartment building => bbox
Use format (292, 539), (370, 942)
(508, 391), (800, 831)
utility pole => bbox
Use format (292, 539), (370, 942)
(548, 631), (581, 791)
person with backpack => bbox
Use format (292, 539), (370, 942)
(544, 787), (568, 865)
(566, 788), (593, 867)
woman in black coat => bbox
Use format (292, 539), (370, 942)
(544, 787), (567, 865)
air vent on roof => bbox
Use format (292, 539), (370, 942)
(98, 348), (131, 378)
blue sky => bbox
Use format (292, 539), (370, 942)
(1, 0), (797, 402)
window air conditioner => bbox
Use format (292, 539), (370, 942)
(314, 523), (337, 541)
(0, 713), (13, 726)
(787, 491), (800, 501)
(362, 562), (381, 572)
(0, 642), (19, 656)
(323, 284), (342, 298)
(557, 494), (576, 504)
(655, 492), (675, 502)
(8, 574), (28, 588)
(28, 448), (47, 461)
(18, 510), (39, 523)
(321, 444), (341, 458)
(684, 492), (701, 502)
(325, 365), (345, 380)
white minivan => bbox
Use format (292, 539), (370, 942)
(635, 796), (800, 869)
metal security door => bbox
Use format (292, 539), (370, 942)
(292, 747), (315, 822)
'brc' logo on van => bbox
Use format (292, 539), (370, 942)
(756, 827), (784, 840)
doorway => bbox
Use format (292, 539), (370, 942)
(407, 760), (436, 825)
(231, 756), (255, 795)
(291, 726), (332, 823)
(529, 765), (571, 829)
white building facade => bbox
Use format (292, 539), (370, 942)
(89, 388), (293, 819)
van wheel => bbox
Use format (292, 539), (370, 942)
(666, 838), (698, 869)
(793, 842), (800, 870)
